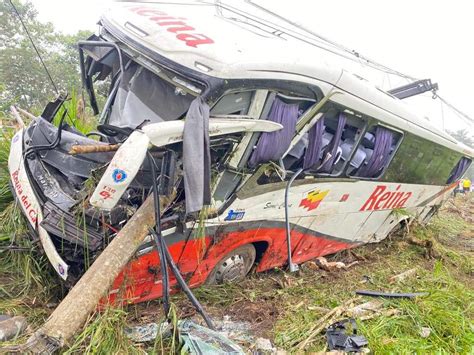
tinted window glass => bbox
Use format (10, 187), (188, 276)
(383, 134), (460, 185)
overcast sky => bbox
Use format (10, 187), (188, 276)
(30, 0), (473, 134)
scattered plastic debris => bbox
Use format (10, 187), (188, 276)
(125, 319), (244, 354)
(179, 319), (245, 354)
(326, 319), (368, 352)
(124, 316), (283, 354)
(124, 322), (171, 343)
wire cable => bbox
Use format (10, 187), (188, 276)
(435, 94), (474, 125)
(147, 152), (171, 317)
(8, 0), (59, 94)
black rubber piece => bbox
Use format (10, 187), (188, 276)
(356, 290), (429, 298)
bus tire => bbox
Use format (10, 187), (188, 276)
(206, 244), (256, 285)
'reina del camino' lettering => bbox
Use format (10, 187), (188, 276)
(128, 6), (214, 48)
(360, 185), (412, 211)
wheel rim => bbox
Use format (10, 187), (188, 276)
(214, 254), (247, 283)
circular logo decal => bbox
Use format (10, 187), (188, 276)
(112, 168), (128, 183)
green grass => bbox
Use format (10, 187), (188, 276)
(52, 89), (97, 135)
(358, 262), (473, 353)
(64, 307), (143, 355)
(0, 129), (14, 211)
(271, 197), (474, 353)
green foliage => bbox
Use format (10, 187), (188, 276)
(448, 128), (474, 149)
(0, 129), (14, 210)
(0, 0), (92, 112)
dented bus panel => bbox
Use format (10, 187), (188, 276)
(8, 1), (473, 303)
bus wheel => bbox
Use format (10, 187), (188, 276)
(206, 244), (256, 285)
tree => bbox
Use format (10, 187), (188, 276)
(448, 128), (474, 149)
(0, 0), (91, 112)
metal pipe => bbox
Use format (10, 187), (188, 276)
(285, 168), (304, 272)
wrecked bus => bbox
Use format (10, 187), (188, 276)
(8, 1), (473, 303)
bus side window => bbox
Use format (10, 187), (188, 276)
(348, 125), (403, 179)
(247, 93), (315, 169)
(284, 108), (366, 176)
(447, 157), (472, 184)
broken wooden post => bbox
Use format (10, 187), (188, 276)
(23, 192), (175, 353)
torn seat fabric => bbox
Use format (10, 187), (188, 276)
(183, 97), (211, 213)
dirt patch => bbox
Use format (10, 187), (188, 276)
(224, 299), (279, 338)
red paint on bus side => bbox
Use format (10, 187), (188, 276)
(106, 227), (352, 305)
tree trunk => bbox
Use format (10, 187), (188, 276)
(24, 193), (175, 353)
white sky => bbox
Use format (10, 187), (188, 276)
(30, 0), (474, 135)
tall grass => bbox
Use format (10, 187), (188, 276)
(0, 90), (97, 333)
(0, 129), (14, 211)
(53, 89), (97, 134)
(359, 262), (474, 353)
(64, 307), (143, 355)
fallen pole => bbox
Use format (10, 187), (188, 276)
(9, 106), (25, 129)
(16, 107), (37, 121)
(22, 192), (175, 353)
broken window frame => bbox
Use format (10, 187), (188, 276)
(208, 85), (320, 210)
(346, 122), (404, 180)
(281, 102), (369, 178)
(78, 35), (209, 127)
(78, 40), (126, 116)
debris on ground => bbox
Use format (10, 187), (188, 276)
(125, 322), (171, 343)
(345, 300), (384, 318)
(253, 337), (275, 353)
(303, 257), (359, 272)
(406, 236), (437, 259)
(343, 299), (401, 321)
(356, 290), (428, 299)
(419, 327), (431, 338)
(326, 318), (368, 352)
(389, 268), (418, 283)
(212, 315), (253, 343)
(295, 297), (361, 350)
(0, 316), (27, 342)
(179, 319), (245, 355)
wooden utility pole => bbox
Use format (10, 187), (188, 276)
(23, 193), (175, 353)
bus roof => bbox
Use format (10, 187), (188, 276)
(101, 1), (473, 158)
